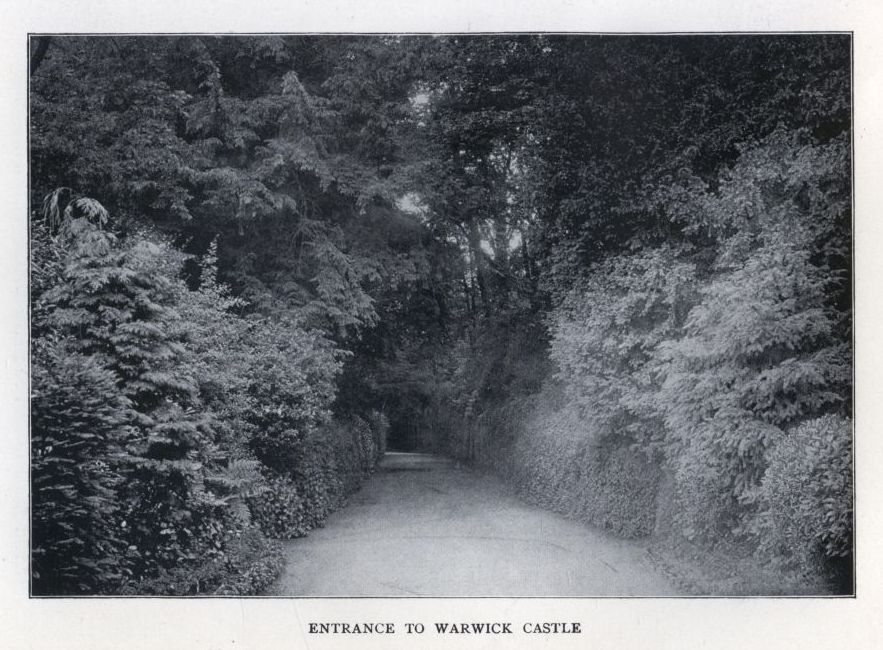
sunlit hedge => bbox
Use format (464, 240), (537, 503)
(452, 130), (852, 593)
(506, 401), (661, 538)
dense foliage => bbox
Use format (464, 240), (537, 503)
(30, 204), (385, 594)
(504, 398), (662, 538)
(418, 35), (852, 593)
(31, 35), (408, 594)
(30, 34), (852, 595)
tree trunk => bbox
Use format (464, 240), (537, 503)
(467, 220), (491, 317)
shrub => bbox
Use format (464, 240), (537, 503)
(47, 218), (228, 579)
(549, 246), (697, 452)
(177, 245), (385, 546)
(31, 341), (136, 594)
(493, 130), (851, 582)
(248, 476), (309, 539)
(573, 445), (662, 538)
(506, 399), (661, 538)
(292, 445), (338, 529)
(31, 206), (233, 590)
(30, 217), (65, 338)
(759, 415), (852, 569)
(656, 234), (848, 541)
(293, 416), (380, 529)
(496, 247), (695, 540)
(247, 415), (385, 540)
(30, 197), (294, 594)
(179, 242), (359, 537)
(117, 527), (284, 596)
(212, 529), (286, 596)
(654, 131), (851, 545)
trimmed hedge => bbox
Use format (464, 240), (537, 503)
(572, 445), (662, 538)
(248, 476), (309, 539)
(248, 414), (388, 540)
(505, 401), (661, 539)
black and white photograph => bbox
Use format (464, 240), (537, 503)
(4, 1), (883, 647)
(26, 31), (854, 599)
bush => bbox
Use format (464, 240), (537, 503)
(759, 415), (852, 569)
(488, 247), (693, 541)
(574, 445), (662, 538)
(118, 527), (284, 596)
(506, 399), (661, 538)
(329, 415), (380, 485)
(31, 209), (234, 592)
(654, 131), (851, 546)
(179, 242), (375, 538)
(247, 414), (385, 540)
(31, 342), (136, 594)
(291, 443), (339, 530)
(549, 246), (697, 455)
(31, 199), (303, 594)
(212, 529), (286, 596)
(292, 415), (381, 530)
(248, 476), (309, 539)
(481, 131), (851, 592)
(176, 245), (386, 546)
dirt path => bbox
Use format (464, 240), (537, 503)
(267, 452), (677, 596)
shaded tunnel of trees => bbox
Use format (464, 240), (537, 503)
(30, 34), (852, 595)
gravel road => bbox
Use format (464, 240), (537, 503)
(267, 452), (677, 596)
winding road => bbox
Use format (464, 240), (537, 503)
(267, 452), (677, 596)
